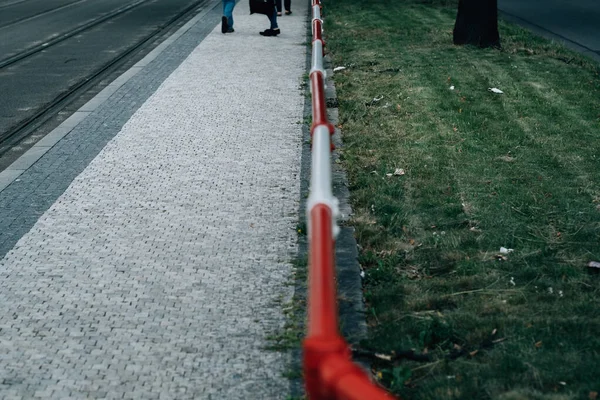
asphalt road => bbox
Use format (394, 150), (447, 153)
(0, 0), (212, 166)
(498, 0), (600, 62)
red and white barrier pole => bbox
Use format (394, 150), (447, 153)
(303, 1), (398, 399)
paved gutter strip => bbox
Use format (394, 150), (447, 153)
(0, 3), (308, 399)
(324, 54), (367, 345)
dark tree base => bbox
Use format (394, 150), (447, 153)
(453, 0), (501, 48)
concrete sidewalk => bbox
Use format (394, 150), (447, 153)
(0, 1), (307, 398)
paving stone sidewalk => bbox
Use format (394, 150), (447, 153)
(0, 3), (307, 399)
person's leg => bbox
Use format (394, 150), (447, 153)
(221, 0), (227, 33)
(275, 0), (282, 13)
(223, 0), (235, 29)
(260, 6), (279, 36)
(284, 0), (291, 13)
(268, 7), (278, 30)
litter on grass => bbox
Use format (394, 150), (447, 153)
(386, 168), (405, 177)
(500, 247), (514, 254)
(587, 261), (600, 269)
(366, 96), (385, 106)
(450, 85), (455, 90)
(333, 66), (346, 72)
(488, 87), (504, 94)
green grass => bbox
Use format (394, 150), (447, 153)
(323, 0), (600, 398)
(265, 257), (306, 351)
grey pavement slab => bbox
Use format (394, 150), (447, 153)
(0, 2), (308, 399)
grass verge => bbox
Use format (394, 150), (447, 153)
(323, 0), (600, 398)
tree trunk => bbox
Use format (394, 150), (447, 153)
(453, 0), (500, 48)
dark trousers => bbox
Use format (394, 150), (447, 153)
(275, 0), (291, 12)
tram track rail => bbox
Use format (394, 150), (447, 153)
(0, 0), (90, 31)
(0, 0), (150, 69)
(0, 0), (28, 10)
(0, 0), (211, 157)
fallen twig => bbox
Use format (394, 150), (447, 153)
(352, 347), (432, 362)
(353, 332), (507, 365)
(450, 288), (520, 296)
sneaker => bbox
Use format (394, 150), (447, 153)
(285, 10), (292, 15)
(259, 28), (280, 36)
(226, 28), (235, 33)
(221, 16), (228, 34)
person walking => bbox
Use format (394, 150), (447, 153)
(222, 0), (235, 33)
(275, 0), (291, 16)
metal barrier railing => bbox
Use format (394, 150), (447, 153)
(302, 1), (398, 399)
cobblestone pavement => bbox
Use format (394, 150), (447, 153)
(0, 3), (307, 399)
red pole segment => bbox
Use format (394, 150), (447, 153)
(313, 20), (326, 52)
(313, 19), (323, 43)
(303, 204), (398, 399)
(310, 71), (334, 135)
(303, 203), (347, 399)
(307, 204), (338, 338)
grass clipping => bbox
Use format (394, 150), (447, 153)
(324, 0), (600, 399)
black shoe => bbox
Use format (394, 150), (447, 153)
(259, 28), (280, 36)
(226, 28), (235, 33)
(221, 16), (228, 34)
(285, 10), (292, 15)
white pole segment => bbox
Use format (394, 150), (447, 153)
(311, 40), (324, 75)
(312, 5), (321, 22)
(307, 125), (340, 238)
